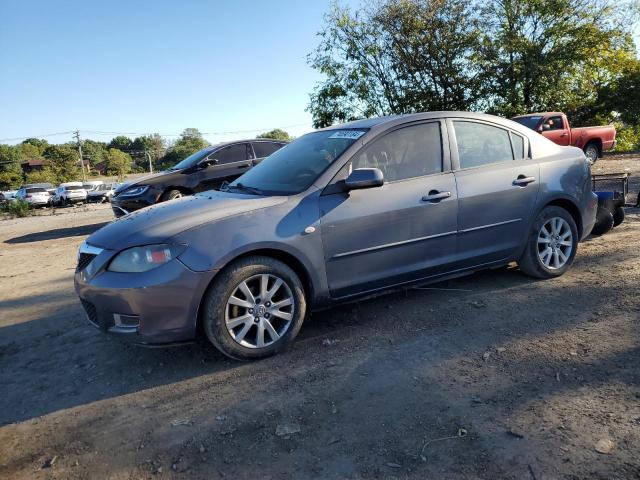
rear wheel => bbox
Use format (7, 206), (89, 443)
(591, 208), (614, 235)
(613, 206), (625, 227)
(161, 189), (184, 201)
(518, 206), (578, 279)
(584, 143), (599, 164)
(202, 256), (307, 360)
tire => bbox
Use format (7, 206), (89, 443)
(518, 206), (579, 279)
(201, 256), (307, 360)
(584, 143), (599, 164)
(613, 206), (625, 227)
(591, 208), (614, 235)
(160, 189), (184, 202)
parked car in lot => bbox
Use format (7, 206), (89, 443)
(52, 182), (88, 206)
(110, 139), (287, 217)
(0, 190), (17, 203)
(511, 112), (616, 164)
(76, 112), (597, 360)
(14, 186), (51, 207)
(88, 182), (118, 203)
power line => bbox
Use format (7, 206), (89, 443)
(0, 131), (75, 142)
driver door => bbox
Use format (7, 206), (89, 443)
(319, 121), (459, 298)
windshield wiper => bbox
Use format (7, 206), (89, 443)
(225, 182), (266, 196)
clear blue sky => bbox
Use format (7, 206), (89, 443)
(0, 0), (358, 145)
(1, 1), (638, 146)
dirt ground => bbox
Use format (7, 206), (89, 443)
(1, 158), (639, 480)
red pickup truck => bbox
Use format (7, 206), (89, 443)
(511, 112), (616, 164)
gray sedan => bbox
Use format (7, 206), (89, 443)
(75, 112), (597, 360)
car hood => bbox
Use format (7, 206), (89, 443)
(88, 191), (288, 250)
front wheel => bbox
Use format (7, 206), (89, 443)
(160, 189), (184, 202)
(518, 206), (578, 279)
(201, 256), (307, 360)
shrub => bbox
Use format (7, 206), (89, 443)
(612, 124), (640, 152)
(0, 199), (31, 218)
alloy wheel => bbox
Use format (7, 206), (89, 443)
(537, 217), (573, 270)
(225, 274), (294, 348)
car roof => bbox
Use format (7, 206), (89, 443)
(319, 111), (531, 132)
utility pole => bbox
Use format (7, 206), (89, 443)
(73, 130), (87, 182)
(145, 150), (153, 173)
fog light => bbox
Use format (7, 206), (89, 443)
(113, 313), (140, 327)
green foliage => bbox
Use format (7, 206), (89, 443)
(108, 136), (133, 152)
(256, 129), (293, 141)
(612, 123), (640, 152)
(42, 145), (81, 184)
(308, 0), (484, 127)
(21, 138), (50, 154)
(159, 129), (209, 169)
(82, 139), (109, 167)
(309, 0), (640, 129)
(131, 134), (165, 171)
(105, 148), (132, 181)
(0, 199), (31, 218)
(24, 170), (56, 185)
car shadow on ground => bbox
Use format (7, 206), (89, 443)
(3, 222), (109, 244)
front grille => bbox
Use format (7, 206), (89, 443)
(77, 253), (97, 271)
(80, 299), (99, 327)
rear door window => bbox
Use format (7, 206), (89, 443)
(453, 121), (514, 169)
(252, 142), (284, 158)
(211, 144), (250, 164)
(511, 133), (525, 159)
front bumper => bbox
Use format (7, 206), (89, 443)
(111, 189), (159, 217)
(74, 245), (216, 345)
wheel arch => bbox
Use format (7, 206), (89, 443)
(584, 138), (602, 156)
(194, 247), (316, 337)
(544, 198), (583, 238)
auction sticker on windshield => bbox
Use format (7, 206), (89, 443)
(328, 130), (366, 140)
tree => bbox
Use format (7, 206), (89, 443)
(0, 144), (24, 189)
(105, 148), (132, 181)
(307, 0), (483, 127)
(82, 139), (109, 167)
(42, 145), (81, 183)
(108, 135), (133, 152)
(21, 138), (49, 154)
(158, 129), (208, 169)
(25, 170), (56, 185)
(131, 134), (166, 171)
(256, 129), (293, 141)
(478, 0), (639, 119)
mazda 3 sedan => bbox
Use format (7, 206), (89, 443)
(75, 112), (597, 360)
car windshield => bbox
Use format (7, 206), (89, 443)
(169, 148), (214, 171)
(512, 116), (542, 130)
(227, 129), (368, 195)
(66, 185), (84, 190)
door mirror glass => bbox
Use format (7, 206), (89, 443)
(344, 168), (384, 191)
(541, 123), (551, 131)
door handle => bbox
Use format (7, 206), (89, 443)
(421, 191), (451, 202)
(513, 175), (536, 186)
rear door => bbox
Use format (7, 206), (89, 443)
(541, 115), (570, 146)
(196, 143), (253, 191)
(319, 121), (458, 298)
(450, 119), (540, 266)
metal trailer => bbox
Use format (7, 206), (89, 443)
(590, 172), (629, 235)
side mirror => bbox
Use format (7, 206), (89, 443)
(344, 168), (384, 191)
(198, 158), (219, 168)
(541, 124), (551, 131)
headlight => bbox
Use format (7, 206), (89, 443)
(108, 244), (186, 273)
(118, 185), (149, 197)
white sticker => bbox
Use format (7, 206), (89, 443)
(328, 130), (366, 140)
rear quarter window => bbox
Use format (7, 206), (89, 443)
(252, 142), (285, 158)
